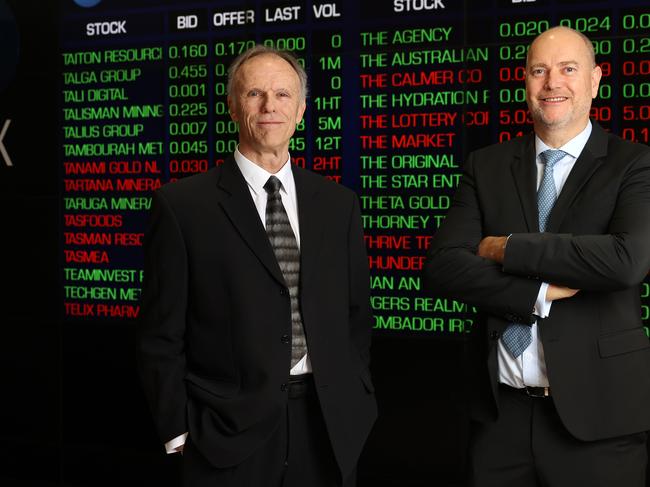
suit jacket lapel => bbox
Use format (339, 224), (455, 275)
(511, 134), (539, 232)
(217, 157), (285, 286)
(292, 165), (324, 289)
(546, 122), (608, 232)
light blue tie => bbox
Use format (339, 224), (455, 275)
(537, 149), (567, 233)
(501, 149), (567, 358)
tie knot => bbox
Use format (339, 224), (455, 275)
(540, 149), (566, 168)
(264, 175), (282, 195)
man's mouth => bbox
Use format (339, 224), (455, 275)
(541, 96), (568, 102)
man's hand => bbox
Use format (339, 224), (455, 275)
(546, 284), (579, 301)
(477, 236), (508, 264)
(478, 236), (579, 302)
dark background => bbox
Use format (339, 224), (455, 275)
(1, 1), (648, 486)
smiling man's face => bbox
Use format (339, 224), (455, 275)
(525, 27), (602, 144)
(228, 53), (306, 164)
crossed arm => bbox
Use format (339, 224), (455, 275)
(424, 149), (650, 320)
(477, 236), (579, 302)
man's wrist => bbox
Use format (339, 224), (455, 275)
(165, 432), (188, 454)
(501, 234), (512, 263)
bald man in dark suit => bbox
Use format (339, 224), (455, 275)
(425, 27), (650, 486)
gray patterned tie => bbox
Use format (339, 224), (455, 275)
(264, 176), (307, 367)
(502, 149), (567, 358)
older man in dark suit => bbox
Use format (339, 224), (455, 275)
(137, 45), (376, 487)
(425, 26), (650, 486)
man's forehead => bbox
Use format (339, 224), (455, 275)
(528, 36), (590, 66)
(237, 56), (298, 82)
(530, 30), (587, 54)
(240, 54), (293, 74)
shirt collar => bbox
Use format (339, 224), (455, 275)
(535, 120), (592, 160)
(234, 148), (295, 196)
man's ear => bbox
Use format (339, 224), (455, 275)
(296, 99), (306, 125)
(591, 65), (602, 99)
(227, 96), (238, 122)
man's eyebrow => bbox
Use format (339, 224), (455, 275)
(528, 60), (580, 69)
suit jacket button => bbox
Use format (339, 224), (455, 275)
(280, 288), (287, 296)
(281, 334), (290, 344)
(280, 383), (288, 392)
(490, 331), (499, 340)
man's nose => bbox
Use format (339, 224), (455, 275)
(544, 68), (561, 90)
(262, 93), (276, 112)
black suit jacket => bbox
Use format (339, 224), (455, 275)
(425, 122), (650, 441)
(137, 157), (377, 479)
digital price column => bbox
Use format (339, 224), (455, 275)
(619, 8), (650, 145)
(60, 15), (167, 319)
(212, 36), (253, 163)
(309, 29), (344, 182)
(166, 40), (211, 181)
(618, 7), (650, 331)
(358, 4), (479, 335)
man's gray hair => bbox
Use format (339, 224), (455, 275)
(227, 44), (308, 100)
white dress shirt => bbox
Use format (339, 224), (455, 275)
(164, 150), (311, 454)
(498, 122), (592, 388)
(234, 149), (311, 375)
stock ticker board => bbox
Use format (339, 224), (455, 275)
(60, 0), (650, 337)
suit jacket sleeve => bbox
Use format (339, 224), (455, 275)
(504, 148), (650, 291)
(424, 152), (541, 324)
(137, 189), (188, 444)
(347, 193), (373, 367)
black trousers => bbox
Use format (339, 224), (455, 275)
(182, 376), (355, 487)
(470, 384), (647, 487)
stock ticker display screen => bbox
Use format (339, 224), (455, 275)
(59, 0), (650, 336)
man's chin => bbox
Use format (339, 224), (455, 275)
(532, 111), (569, 130)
